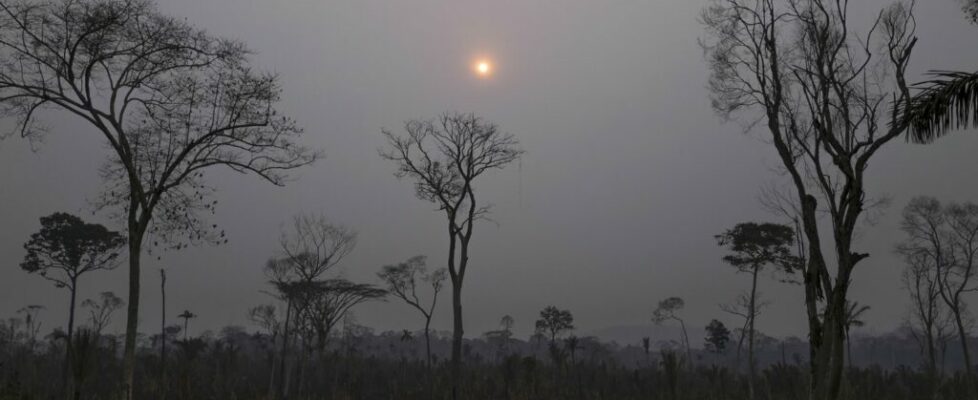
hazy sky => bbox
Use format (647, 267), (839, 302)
(1, 0), (977, 344)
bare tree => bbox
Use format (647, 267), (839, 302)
(721, 292), (770, 375)
(899, 196), (978, 391)
(652, 297), (692, 369)
(377, 255), (447, 369)
(700, 1), (918, 398)
(380, 111), (523, 398)
(0, 1), (318, 395)
(82, 291), (124, 336)
(900, 245), (952, 391)
(280, 214), (358, 282)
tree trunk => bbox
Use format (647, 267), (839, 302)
(952, 306), (975, 394)
(122, 221), (145, 400)
(64, 280), (78, 400)
(679, 318), (691, 370)
(424, 316), (433, 398)
(276, 300), (293, 400)
(160, 269), (167, 400)
(451, 279), (464, 400)
(424, 317), (433, 370)
(748, 267), (758, 400)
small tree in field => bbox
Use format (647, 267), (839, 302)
(0, 1), (318, 395)
(535, 306), (574, 347)
(377, 255), (447, 370)
(21, 212), (125, 393)
(381, 111), (522, 398)
(653, 297), (692, 368)
(177, 310), (196, 341)
(704, 319), (731, 358)
(82, 291), (125, 336)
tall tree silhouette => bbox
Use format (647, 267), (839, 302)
(21, 212), (125, 395)
(899, 196), (978, 392)
(82, 291), (124, 336)
(378, 255), (446, 370)
(715, 222), (798, 399)
(381, 111), (523, 398)
(0, 1), (318, 395)
(701, 1), (918, 398)
(264, 213), (370, 399)
(899, 243), (950, 392)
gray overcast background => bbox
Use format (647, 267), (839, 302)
(1, 0), (977, 343)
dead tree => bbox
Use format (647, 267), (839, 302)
(380, 111), (522, 398)
(701, 1), (918, 398)
(899, 196), (978, 392)
(377, 255), (447, 370)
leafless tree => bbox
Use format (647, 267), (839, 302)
(700, 1), (918, 398)
(377, 255), (447, 369)
(900, 249), (947, 386)
(82, 292), (124, 336)
(380, 111), (523, 398)
(899, 196), (978, 391)
(280, 214), (357, 282)
(721, 292), (771, 374)
(0, 1), (318, 394)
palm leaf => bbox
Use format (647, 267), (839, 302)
(902, 70), (978, 143)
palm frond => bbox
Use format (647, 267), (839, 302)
(902, 70), (978, 143)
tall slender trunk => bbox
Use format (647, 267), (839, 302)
(160, 269), (167, 400)
(951, 306), (975, 394)
(64, 280), (78, 399)
(275, 300), (293, 400)
(447, 218), (463, 400)
(450, 279), (464, 399)
(122, 216), (146, 400)
(678, 319), (691, 370)
(424, 317), (433, 370)
(747, 267), (758, 400)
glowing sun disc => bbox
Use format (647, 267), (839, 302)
(475, 60), (492, 77)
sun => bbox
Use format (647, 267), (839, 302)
(474, 60), (492, 77)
